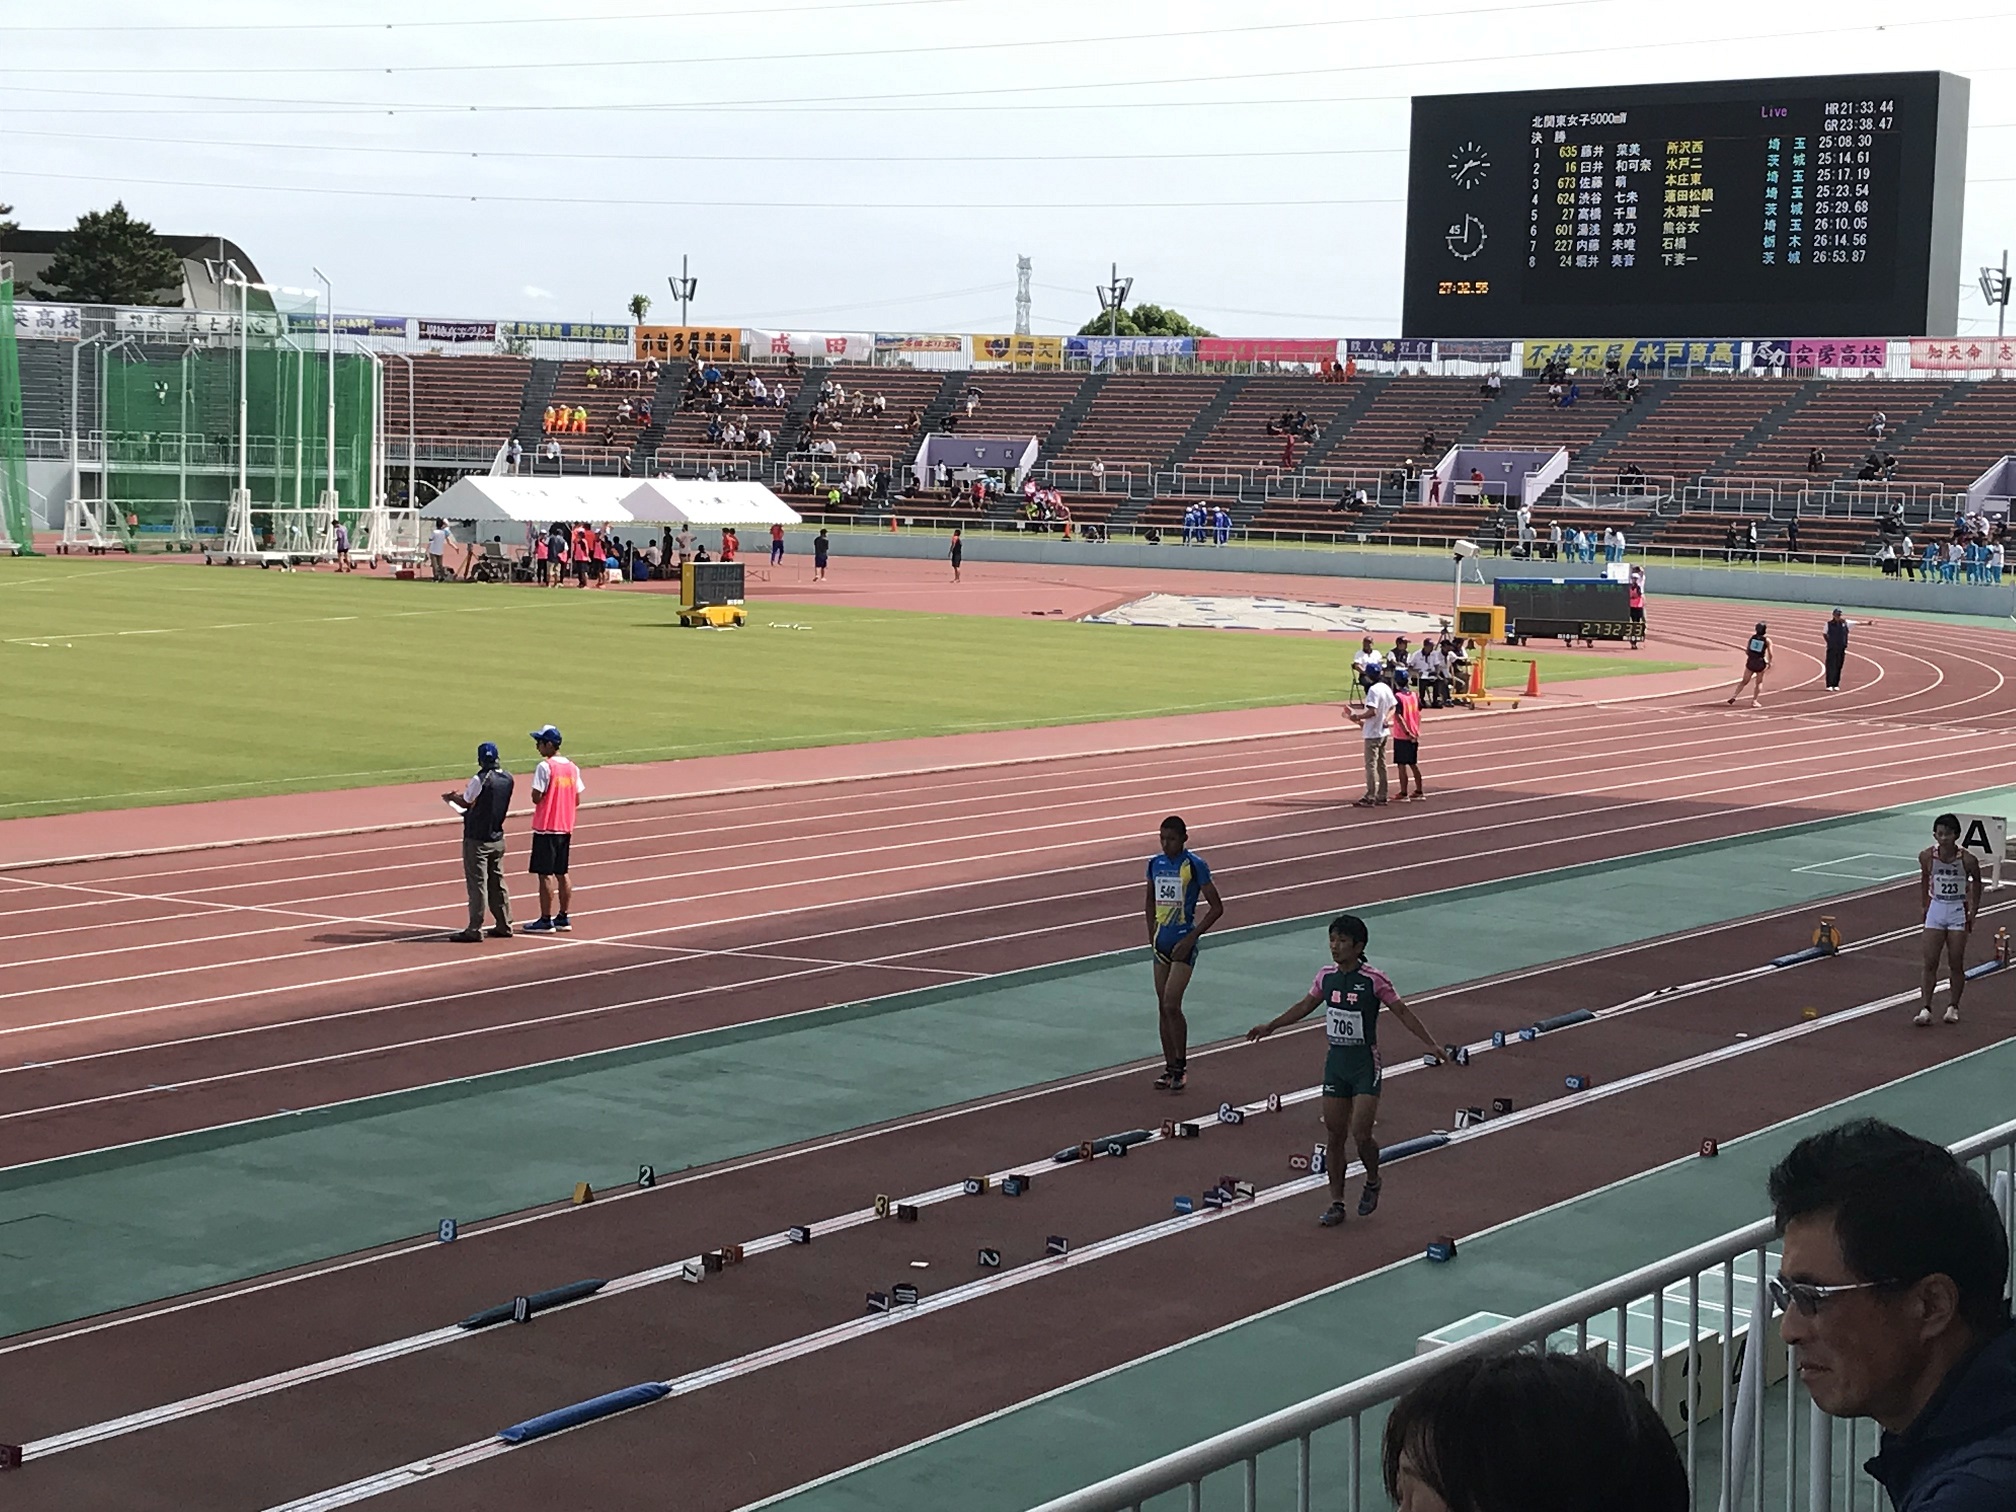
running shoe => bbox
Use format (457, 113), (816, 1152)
(448, 929), (483, 943)
(1153, 1067), (1186, 1091)
(1357, 1180), (1383, 1217)
(486, 925), (513, 939)
(1319, 1201), (1350, 1227)
(553, 914), (573, 932)
(523, 917), (556, 933)
(1915, 1006), (1934, 1027)
(1945, 1006), (1961, 1025)
(1352, 797), (1377, 808)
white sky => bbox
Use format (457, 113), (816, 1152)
(2, 0), (2012, 334)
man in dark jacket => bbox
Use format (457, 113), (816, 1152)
(1770, 1119), (2016, 1510)
(1824, 609), (1851, 692)
(445, 741), (515, 941)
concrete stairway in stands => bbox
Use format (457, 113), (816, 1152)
(1294, 377), (1397, 471)
(1162, 375), (1248, 471)
(919, 370), (968, 437)
(1039, 372), (1106, 464)
(1869, 382), (1975, 478)
(772, 377), (825, 456)
(1696, 380), (1823, 478)
(514, 361), (561, 449)
(630, 361), (689, 473)
(1561, 383), (1681, 475)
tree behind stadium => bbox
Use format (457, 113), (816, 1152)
(35, 202), (184, 306)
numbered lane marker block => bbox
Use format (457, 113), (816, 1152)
(0, 1445), (20, 1472)
(977, 1248), (1002, 1268)
(1491, 1030), (1507, 1049)
(1202, 1189), (1229, 1209)
(963, 1176), (989, 1196)
(1288, 1153), (1311, 1172)
(680, 1261), (705, 1284)
(637, 1164), (657, 1189)
(571, 1182), (595, 1206)
(436, 1218), (458, 1244)
(1311, 1145), (1328, 1176)
(1103, 1140), (1129, 1158)
(1565, 1074), (1593, 1092)
(1173, 1195), (1196, 1214)
(1171, 1121), (1201, 1139)
(1451, 1046), (1472, 1066)
(1425, 1235), (1459, 1263)
(1077, 1140), (1096, 1162)
(1233, 1181), (1257, 1200)
(1159, 1119), (1177, 1138)
(703, 1251), (726, 1274)
(1454, 1106), (1486, 1129)
(895, 1203), (920, 1222)
(1491, 1097), (1516, 1116)
(892, 1283), (920, 1306)
(874, 1194), (892, 1218)
(1045, 1235), (1069, 1257)
(1265, 1092), (1282, 1114)
(1518, 1026), (1538, 1042)
(723, 1244), (746, 1265)
(865, 1291), (891, 1313)
(1002, 1175), (1031, 1197)
(1700, 1138), (1720, 1158)
(787, 1224), (813, 1244)
(512, 1295), (533, 1323)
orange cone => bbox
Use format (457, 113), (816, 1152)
(1468, 662), (1485, 698)
(1524, 660), (1541, 697)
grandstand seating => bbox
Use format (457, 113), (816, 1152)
(1321, 377), (1492, 481)
(1182, 377), (1354, 472)
(1053, 375), (1223, 472)
(16, 339), (79, 437)
(1725, 378), (1951, 483)
(1891, 381), (2016, 489)
(1595, 379), (1802, 482)
(383, 355), (531, 444)
(802, 367), (944, 462)
(953, 372), (1087, 444)
(1476, 381), (1627, 460)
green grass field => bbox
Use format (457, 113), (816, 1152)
(0, 560), (1695, 817)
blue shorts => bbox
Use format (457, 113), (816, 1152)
(1154, 925), (1200, 968)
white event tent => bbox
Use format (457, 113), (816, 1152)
(430, 476), (802, 527)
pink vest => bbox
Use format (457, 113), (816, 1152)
(533, 757), (582, 833)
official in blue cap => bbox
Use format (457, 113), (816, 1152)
(443, 740), (515, 941)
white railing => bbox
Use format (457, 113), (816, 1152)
(1028, 1114), (2016, 1512)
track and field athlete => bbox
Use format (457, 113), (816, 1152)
(1727, 621), (1772, 706)
(1247, 913), (1445, 1227)
(1917, 812), (1982, 1026)
(1143, 815), (1224, 1091)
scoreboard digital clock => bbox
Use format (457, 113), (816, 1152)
(1402, 72), (1969, 338)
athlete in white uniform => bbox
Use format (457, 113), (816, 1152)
(1917, 813), (1982, 1026)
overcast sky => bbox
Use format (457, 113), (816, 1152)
(2, 0), (2012, 334)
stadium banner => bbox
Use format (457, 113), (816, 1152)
(874, 333), (965, 355)
(116, 307), (280, 339)
(1434, 339), (1515, 362)
(748, 329), (874, 361)
(1910, 338), (2016, 371)
(285, 314), (412, 336)
(634, 325), (740, 362)
(1344, 338), (1435, 363)
(502, 320), (629, 344)
(1066, 335), (1194, 360)
(418, 319), (497, 344)
(11, 301), (83, 340)
(1194, 337), (1337, 364)
(1751, 338), (1888, 370)
(969, 334), (1065, 366)
(1522, 338), (1742, 373)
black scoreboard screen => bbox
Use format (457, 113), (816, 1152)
(1493, 577), (1637, 643)
(1402, 72), (1968, 338)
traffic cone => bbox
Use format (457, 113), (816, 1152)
(1524, 660), (1541, 697)
(1468, 662), (1485, 698)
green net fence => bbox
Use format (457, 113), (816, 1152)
(0, 274), (33, 553)
(100, 291), (376, 549)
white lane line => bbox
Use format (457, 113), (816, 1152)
(253, 968), (1971, 1512)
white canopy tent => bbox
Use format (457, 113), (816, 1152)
(431, 476), (801, 527)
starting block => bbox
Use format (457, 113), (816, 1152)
(1288, 1153), (1311, 1172)
(1491, 1097), (1515, 1116)
(1002, 1174), (1031, 1197)
(1813, 916), (1842, 953)
(895, 1203), (919, 1222)
(787, 1224), (813, 1244)
(437, 1218), (459, 1244)
(1202, 1188), (1229, 1209)
(1565, 1074), (1593, 1092)
(1700, 1138), (1720, 1158)
(637, 1164), (657, 1188)
(1216, 1102), (1246, 1126)
(874, 1194), (893, 1217)
(1265, 1092), (1282, 1114)
(512, 1294), (533, 1322)
(1173, 1194), (1196, 1214)
(1491, 1030), (1507, 1048)
(963, 1176), (989, 1196)
(866, 1291), (891, 1314)
(892, 1282), (920, 1306)
(1425, 1235), (1459, 1263)
(703, 1250), (726, 1274)
(1454, 1106), (1486, 1129)
(977, 1248), (1002, 1268)
(1045, 1235), (1069, 1257)
(0, 1445), (20, 1472)
(571, 1182), (595, 1206)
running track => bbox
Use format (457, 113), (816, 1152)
(2, 594), (2013, 1509)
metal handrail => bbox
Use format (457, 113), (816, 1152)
(1026, 1113), (2016, 1512)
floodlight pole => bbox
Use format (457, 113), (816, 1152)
(313, 267), (337, 514)
(1094, 264), (1133, 368)
(669, 257), (698, 327)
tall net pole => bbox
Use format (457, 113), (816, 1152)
(0, 267), (35, 554)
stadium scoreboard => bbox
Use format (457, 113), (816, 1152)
(1402, 72), (1969, 338)
(1492, 578), (1638, 645)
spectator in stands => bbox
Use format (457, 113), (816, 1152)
(542, 405), (558, 434)
(1808, 447), (1827, 476)
(585, 365), (601, 389)
(1559, 381), (1580, 408)
(1769, 1118), (2016, 1512)
(1421, 429), (1438, 454)
(1624, 372), (1641, 404)
(507, 437), (523, 475)
(571, 405), (589, 434)
(1547, 379), (1564, 404)
(1786, 517), (1800, 555)
(645, 356), (661, 383)
(1867, 409), (1888, 440)
(1882, 452), (1899, 482)
(1383, 1348), (1688, 1512)
(615, 398), (633, 424)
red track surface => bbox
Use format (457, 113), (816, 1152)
(3, 587), (2013, 1510)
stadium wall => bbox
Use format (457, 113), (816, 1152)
(791, 531), (2016, 617)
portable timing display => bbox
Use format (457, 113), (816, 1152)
(1402, 71), (1969, 337)
(681, 560), (745, 609)
(1493, 578), (1638, 645)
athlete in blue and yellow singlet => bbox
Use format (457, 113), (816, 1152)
(1143, 815), (1224, 1091)
(1249, 913), (1445, 1228)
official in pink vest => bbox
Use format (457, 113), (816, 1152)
(522, 724), (585, 933)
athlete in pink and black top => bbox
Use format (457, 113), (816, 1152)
(523, 724), (585, 933)
(1248, 913), (1444, 1227)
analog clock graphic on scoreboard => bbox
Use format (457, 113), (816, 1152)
(1444, 213), (1488, 261)
(1447, 141), (1490, 188)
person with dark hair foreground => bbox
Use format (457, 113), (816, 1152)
(1382, 1349), (1687, 1512)
(1770, 1118), (2016, 1510)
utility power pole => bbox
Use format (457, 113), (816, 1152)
(1014, 256), (1032, 336)
(668, 255), (698, 326)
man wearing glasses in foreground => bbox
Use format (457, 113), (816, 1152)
(1770, 1119), (2016, 1510)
